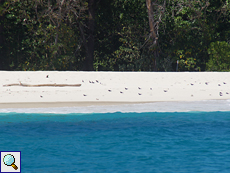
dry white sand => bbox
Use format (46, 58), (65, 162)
(0, 71), (230, 108)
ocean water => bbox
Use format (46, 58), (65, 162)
(1, 101), (230, 172)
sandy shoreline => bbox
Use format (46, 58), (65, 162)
(0, 71), (230, 108)
(0, 101), (149, 108)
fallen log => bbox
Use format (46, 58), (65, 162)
(3, 82), (81, 87)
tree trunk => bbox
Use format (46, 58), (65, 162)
(146, 0), (158, 71)
(0, 0), (5, 70)
(0, 15), (3, 46)
(0, 0), (5, 46)
(146, 0), (156, 39)
(83, 0), (96, 71)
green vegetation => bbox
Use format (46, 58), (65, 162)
(0, 0), (229, 71)
(207, 41), (230, 71)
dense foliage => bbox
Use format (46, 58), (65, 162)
(0, 0), (230, 71)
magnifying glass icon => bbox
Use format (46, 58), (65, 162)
(3, 154), (18, 170)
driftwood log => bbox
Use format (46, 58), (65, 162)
(3, 82), (81, 87)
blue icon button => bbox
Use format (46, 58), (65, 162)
(1, 151), (21, 172)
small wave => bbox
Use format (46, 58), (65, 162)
(0, 100), (230, 114)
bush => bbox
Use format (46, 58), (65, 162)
(206, 41), (230, 71)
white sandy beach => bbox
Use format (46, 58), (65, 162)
(0, 71), (230, 109)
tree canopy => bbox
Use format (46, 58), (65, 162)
(0, 0), (230, 71)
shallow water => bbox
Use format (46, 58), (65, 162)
(1, 111), (230, 172)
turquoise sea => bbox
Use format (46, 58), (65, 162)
(1, 106), (230, 172)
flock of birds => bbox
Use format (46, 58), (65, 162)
(79, 78), (228, 98)
(39, 75), (229, 99)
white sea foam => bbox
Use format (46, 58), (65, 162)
(0, 100), (230, 114)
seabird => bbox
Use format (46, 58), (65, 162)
(150, 88), (152, 90)
(83, 94), (87, 96)
(138, 93), (142, 95)
(219, 92), (223, 96)
(108, 90), (112, 92)
(138, 87), (141, 89)
(218, 84), (221, 86)
(82, 80), (84, 82)
(205, 82), (208, 85)
(96, 80), (99, 83)
(191, 83), (194, 86)
(46, 75), (49, 78)
(223, 82), (227, 84)
(120, 91), (123, 94)
(125, 88), (128, 90)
